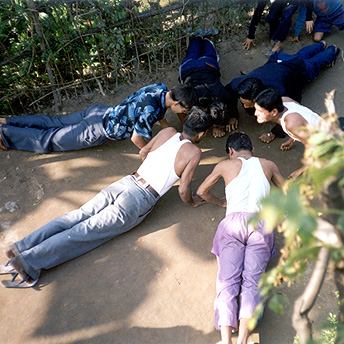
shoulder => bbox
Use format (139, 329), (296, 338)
(178, 141), (201, 162)
(282, 96), (296, 103)
(259, 157), (278, 171)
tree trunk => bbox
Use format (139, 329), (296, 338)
(28, 0), (61, 109)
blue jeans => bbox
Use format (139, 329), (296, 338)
(179, 36), (219, 78)
(1, 104), (109, 153)
(278, 41), (336, 82)
(269, 0), (299, 42)
(12, 175), (158, 280)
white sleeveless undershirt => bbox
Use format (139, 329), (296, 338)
(137, 133), (191, 197)
(225, 157), (270, 216)
(280, 101), (323, 141)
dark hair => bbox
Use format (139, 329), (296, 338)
(225, 131), (253, 153)
(170, 84), (198, 110)
(183, 106), (214, 136)
(254, 88), (284, 112)
(237, 77), (266, 100)
(209, 101), (230, 127)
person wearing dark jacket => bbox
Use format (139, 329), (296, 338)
(226, 41), (340, 143)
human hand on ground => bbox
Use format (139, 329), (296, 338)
(212, 126), (226, 138)
(286, 36), (300, 43)
(288, 167), (304, 180)
(191, 195), (207, 207)
(306, 21), (314, 33)
(280, 137), (295, 151)
(226, 118), (238, 132)
(242, 38), (255, 50)
(259, 132), (275, 144)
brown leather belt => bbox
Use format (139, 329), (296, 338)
(133, 172), (159, 198)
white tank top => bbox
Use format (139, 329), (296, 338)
(225, 157), (270, 216)
(137, 133), (191, 197)
(281, 101), (323, 141)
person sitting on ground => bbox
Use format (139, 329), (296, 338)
(254, 87), (324, 178)
(226, 40), (340, 143)
(197, 131), (284, 344)
(179, 35), (238, 138)
(0, 107), (213, 288)
(0, 83), (197, 153)
(242, 0), (300, 57)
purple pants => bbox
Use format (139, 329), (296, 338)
(211, 212), (275, 331)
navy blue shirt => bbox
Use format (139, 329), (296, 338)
(225, 53), (307, 118)
(104, 83), (167, 141)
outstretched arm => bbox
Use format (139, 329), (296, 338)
(131, 133), (148, 149)
(178, 148), (204, 207)
(270, 162), (285, 187)
(197, 162), (227, 208)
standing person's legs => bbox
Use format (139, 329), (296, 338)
(0, 104), (108, 152)
(270, 1), (300, 42)
(268, 0), (288, 39)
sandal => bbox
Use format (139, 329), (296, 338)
(0, 260), (17, 275)
(1, 274), (38, 288)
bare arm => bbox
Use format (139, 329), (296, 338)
(178, 148), (204, 207)
(131, 133), (148, 149)
(139, 127), (177, 161)
(197, 162), (227, 208)
(139, 133), (158, 161)
(270, 161), (285, 187)
(158, 118), (169, 128)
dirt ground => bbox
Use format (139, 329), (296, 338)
(1, 24), (344, 344)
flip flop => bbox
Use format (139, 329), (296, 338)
(0, 260), (17, 275)
(1, 274), (38, 288)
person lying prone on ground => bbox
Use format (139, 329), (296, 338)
(178, 36), (238, 138)
(226, 41), (340, 144)
(0, 107), (213, 288)
(0, 83), (197, 153)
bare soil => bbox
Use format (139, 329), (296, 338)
(1, 27), (344, 344)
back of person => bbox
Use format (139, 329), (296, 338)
(137, 132), (191, 197)
(225, 157), (270, 216)
(227, 55), (307, 103)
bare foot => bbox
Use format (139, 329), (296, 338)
(280, 137), (295, 151)
(226, 118), (238, 132)
(266, 41), (282, 57)
(259, 132), (275, 143)
(212, 126), (226, 138)
(0, 118), (7, 125)
(4, 246), (16, 259)
(286, 36), (300, 43)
